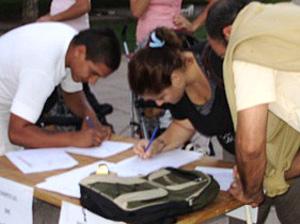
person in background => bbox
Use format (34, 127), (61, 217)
(206, 0), (300, 222)
(130, 0), (213, 45)
(173, 0), (216, 33)
(0, 23), (121, 155)
(128, 27), (235, 160)
(130, 0), (183, 46)
(38, 0), (90, 31)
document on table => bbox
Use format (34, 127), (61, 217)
(227, 206), (258, 223)
(67, 140), (133, 158)
(195, 166), (233, 191)
(0, 177), (34, 224)
(59, 201), (125, 224)
(5, 149), (78, 174)
(111, 149), (202, 177)
(36, 161), (116, 198)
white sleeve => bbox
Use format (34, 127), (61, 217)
(60, 68), (83, 93)
(10, 69), (55, 123)
(233, 60), (276, 111)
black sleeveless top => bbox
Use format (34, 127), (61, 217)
(167, 42), (235, 154)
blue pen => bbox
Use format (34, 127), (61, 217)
(85, 116), (95, 128)
(144, 127), (159, 152)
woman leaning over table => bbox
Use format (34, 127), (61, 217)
(127, 27), (235, 160)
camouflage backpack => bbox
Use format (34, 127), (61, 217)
(80, 167), (220, 224)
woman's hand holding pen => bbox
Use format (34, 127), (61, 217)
(133, 138), (166, 159)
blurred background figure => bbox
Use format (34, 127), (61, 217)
(37, 0), (90, 31)
(173, 0), (216, 33)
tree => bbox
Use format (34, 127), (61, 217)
(22, 0), (39, 23)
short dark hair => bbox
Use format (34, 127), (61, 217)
(72, 28), (121, 71)
(206, 0), (251, 43)
(128, 27), (184, 96)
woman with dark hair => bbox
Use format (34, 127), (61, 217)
(128, 27), (235, 159)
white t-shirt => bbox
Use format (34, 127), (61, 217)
(50, 0), (90, 31)
(0, 22), (82, 154)
(233, 60), (300, 132)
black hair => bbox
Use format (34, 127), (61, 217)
(206, 0), (251, 43)
(72, 28), (121, 71)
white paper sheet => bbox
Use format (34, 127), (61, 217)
(36, 161), (116, 198)
(0, 177), (34, 224)
(195, 166), (233, 191)
(111, 149), (202, 177)
(5, 149), (78, 174)
(227, 206), (258, 223)
(67, 141), (133, 158)
(59, 201), (125, 224)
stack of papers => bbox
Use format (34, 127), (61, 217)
(5, 149), (78, 174)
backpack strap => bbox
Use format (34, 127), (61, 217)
(114, 188), (168, 210)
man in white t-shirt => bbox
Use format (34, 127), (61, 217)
(0, 22), (121, 155)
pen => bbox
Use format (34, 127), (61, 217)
(144, 127), (159, 152)
(85, 116), (95, 128)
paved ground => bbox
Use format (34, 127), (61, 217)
(91, 56), (132, 136)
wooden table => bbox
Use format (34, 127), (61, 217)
(0, 135), (242, 223)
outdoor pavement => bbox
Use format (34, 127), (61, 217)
(91, 55), (132, 136)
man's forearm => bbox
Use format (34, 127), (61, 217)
(130, 0), (150, 18)
(9, 123), (75, 148)
(235, 104), (269, 201)
(153, 120), (195, 153)
(236, 136), (266, 199)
